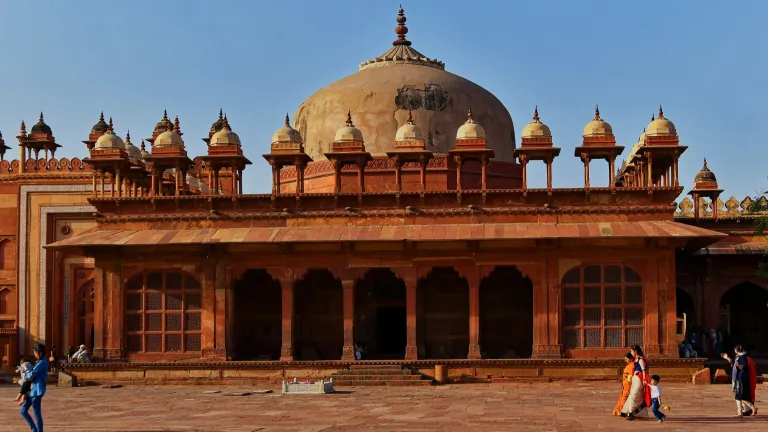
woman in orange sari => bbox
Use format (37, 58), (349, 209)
(613, 353), (636, 416)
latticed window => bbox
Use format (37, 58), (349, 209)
(562, 264), (643, 349)
(125, 271), (202, 354)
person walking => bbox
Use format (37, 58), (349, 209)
(722, 344), (758, 417)
(20, 342), (47, 432)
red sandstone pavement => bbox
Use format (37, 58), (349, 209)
(0, 382), (766, 431)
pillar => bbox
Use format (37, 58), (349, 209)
(278, 275), (295, 361)
(583, 154), (590, 188)
(104, 262), (123, 360)
(357, 160), (366, 193)
(520, 157), (528, 189)
(92, 259), (106, 359)
(296, 162), (305, 194)
(213, 262), (229, 359)
(405, 278), (418, 360)
(643, 255), (661, 356)
(394, 157), (403, 192)
(201, 263), (220, 359)
(332, 160), (342, 194)
(454, 156), (462, 191)
(341, 278), (355, 360)
(546, 158), (553, 189)
(419, 157), (428, 191)
(532, 257), (562, 358)
(659, 250), (678, 357)
(467, 267), (481, 359)
(481, 156), (488, 190)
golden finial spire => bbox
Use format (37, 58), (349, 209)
(39, 112), (44, 122)
(594, 104), (601, 120)
(222, 115), (230, 130)
(162, 109), (169, 121)
(345, 110), (354, 127)
(173, 116), (181, 134)
(651, 113), (655, 121)
(532, 106), (540, 122)
(20, 120), (27, 135)
(99, 111), (105, 122)
(284, 113), (290, 127)
(218, 108), (223, 121)
(125, 130), (131, 143)
(406, 110), (415, 125)
(703, 158), (708, 169)
(658, 105), (665, 119)
(107, 117), (114, 134)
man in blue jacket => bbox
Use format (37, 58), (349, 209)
(21, 342), (47, 432)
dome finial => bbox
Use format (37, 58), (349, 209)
(346, 110), (354, 127)
(20, 120), (27, 135)
(285, 113), (290, 126)
(466, 107), (475, 123)
(406, 110), (415, 125)
(594, 104), (601, 120)
(703, 158), (708, 169)
(393, 5), (411, 47)
(39, 112), (44, 122)
(126, 130), (131, 142)
(140, 139), (146, 151)
(99, 111), (105, 122)
(651, 113), (655, 121)
(107, 117), (114, 134)
(222, 115), (231, 130)
(533, 106), (540, 122)
(658, 105), (665, 119)
(173, 116), (181, 134)
(218, 108), (223, 120)
(163, 109), (169, 121)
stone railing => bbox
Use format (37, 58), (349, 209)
(0, 157), (90, 176)
(675, 195), (768, 218)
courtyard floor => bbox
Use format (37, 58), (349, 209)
(0, 382), (765, 431)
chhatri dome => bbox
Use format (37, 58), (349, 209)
(272, 114), (303, 145)
(456, 108), (486, 139)
(124, 131), (142, 160)
(521, 107), (551, 138)
(334, 111), (364, 142)
(210, 116), (241, 147)
(294, 5), (516, 161)
(395, 111), (425, 142)
(94, 118), (125, 149)
(583, 106), (613, 137)
(646, 106), (677, 136)
(154, 116), (185, 148)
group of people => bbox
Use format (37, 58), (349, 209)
(679, 327), (725, 359)
(613, 343), (760, 422)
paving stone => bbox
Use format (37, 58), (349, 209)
(0, 382), (766, 430)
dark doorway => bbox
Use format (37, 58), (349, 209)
(676, 287), (696, 336)
(294, 269), (343, 360)
(233, 269), (282, 360)
(375, 307), (407, 357)
(354, 268), (407, 359)
(721, 282), (768, 356)
(418, 267), (469, 359)
(480, 266), (533, 358)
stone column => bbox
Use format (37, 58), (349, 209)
(104, 262), (123, 361)
(92, 259), (106, 360)
(659, 250), (678, 356)
(532, 257), (562, 358)
(269, 268), (305, 362)
(213, 262), (229, 359)
(341, 278), (355, 360)
(201, 263), (222, 359)
(467, 268), (481, 359)
(394, 268), (419, 360)
(642, 254), (661, 356)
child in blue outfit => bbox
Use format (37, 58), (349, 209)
(650, 374), (667, 423)
(20, 342), (47, 432)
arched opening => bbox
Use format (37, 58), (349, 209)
(125, 271), (203, 356)
(480, 266), (533, 358)
(418, 267), (469, 359)
(676, 287), (696, 340)
(75, 279), (95, 350)
(294, 269), (343, 360)
(353, 268), (406, 359)
(0, 288), (10, 315)
(720, 282), (768, 356)
(562, 264), (644, 350)
(233, 269), (282, 360)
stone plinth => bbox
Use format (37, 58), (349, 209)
(281, 378), (335, 394)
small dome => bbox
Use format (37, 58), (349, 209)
(334, 111), (364, 142)
(153, 110), (173, 133)
(694, 159), (717, 183)
(139, 140), (151, 158)
(154, 116), (185, 148)
(271, 114), (303, 144)
(30, 112), (52, 135)
(94, 118), (125, 149)
(124, 131), (142, 159)
(646, 106), (677, 137)
(521, 107), (551, 138)
(210, 109), (225, 133)
(210, 117), (241, 146)
(456, 108), (486, 139)
(91, 112), (108, 134)
(583, 106), (613, 136)
(395, 111), (425, 142)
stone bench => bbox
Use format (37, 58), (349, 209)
(281, 378), (334, 395)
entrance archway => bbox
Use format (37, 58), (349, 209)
(418, 267), (469, 359)
(676, 287), (696, 339)
(720, 282), (768, 355)
(353, 268), (406, 359)
(480, 266), (533, 358)
(294, 269), (343, 360)
(233, 269), (281, 360)
(76, 279), (95, 350)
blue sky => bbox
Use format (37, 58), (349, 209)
(0, 0), (765, 199)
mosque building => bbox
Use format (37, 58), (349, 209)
(0, 6), (764, 383)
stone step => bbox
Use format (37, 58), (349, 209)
(333, 369), (413, 376)
(330, 374), (423, 381)
(333, 379), (433, 387)
(348, 364), (404, 370)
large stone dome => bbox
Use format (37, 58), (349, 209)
(294, 7), (516, 162)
